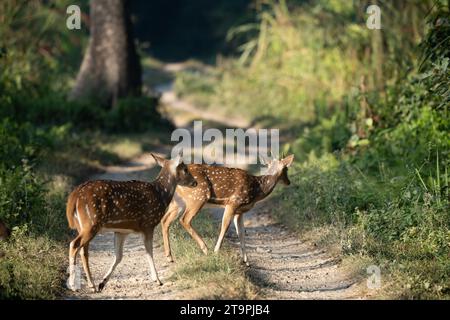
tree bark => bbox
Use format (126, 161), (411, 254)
(70, 0), (141, 107)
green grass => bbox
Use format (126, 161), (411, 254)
(165, 210), (259, 299)
(273, 154), (450, 299)
(0, 233), (66, 299)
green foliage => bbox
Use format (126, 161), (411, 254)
(0, 120), (43, 167)
(290, 114), (351, 162)
(175, 0), (435, 124)
(0, 120), (47, 231)
(105, 96), (169, 133)
(4, 93), (164, 133)
(0, 165), (46, 233)
(420, 1), (450, 68)
(0, 120), (68, 299)
(276, 154), (449, 298)
(175, 69), (217, 107)
(176, 0), (449, 298)
(1, 0), (162, 134)
(0, 233), (66, 299)
(0, 0), (87, 106)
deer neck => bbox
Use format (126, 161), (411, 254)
(154, 168), (177, 207)
(256, 172), (280, 200)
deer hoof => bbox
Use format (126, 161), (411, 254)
(156, 280), (163, 286)
(98, 281), (106, 292)
(66, 283), (78, 292)
(166, 256), (174, 263)
(66, 278), (78, 292)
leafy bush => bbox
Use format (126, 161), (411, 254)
(105, 96), (170, 132)
(0, 165), (46, 232)
(0, 233), (66, 299)
(290, 115), (351, 162)
(9, 94), (106, 129)
(276, 154), (449, 298)
(275, 154), (388, 229)
(0, 119), (69, 234)
(175, 0), (435, 125)
(0, 118), (68, 299)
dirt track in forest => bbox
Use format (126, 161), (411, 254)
(64, 64), (370, 300)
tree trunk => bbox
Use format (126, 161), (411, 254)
(70, 0), (141, 107)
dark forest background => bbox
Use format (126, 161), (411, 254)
(131, 0), (255, 61)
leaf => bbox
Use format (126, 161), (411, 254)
(365, 118), (373, 128)
(357, 139), (370, 146)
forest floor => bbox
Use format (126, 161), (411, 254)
(64, 63), (373, 300)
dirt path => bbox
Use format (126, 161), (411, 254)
(64, 63), (368, 300)
(220, 204), (368, 299)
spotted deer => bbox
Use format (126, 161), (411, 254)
(161, 154), (294, 266)
(66, 151), (197, 292)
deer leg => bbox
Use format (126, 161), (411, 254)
(214, 206), (235, 253)
(179, 202), (208, 255)
(68, 234), (82, 291)
(80, 244), (97, 292)
(233, 214), (249, 266)
(98, 232), (126, 292)
(143, 229), (162, 286)
(68, 230), (96, 291)
(161, 199), (184, 262)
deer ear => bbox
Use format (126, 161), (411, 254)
(174, 155), (182, 166)
(171, 152), (183, 169)
(281, 154), (294, 167)
(168, 153), (183, 173)
(150, 153), (166, 167)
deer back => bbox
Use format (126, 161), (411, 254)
(177, 164), (263, 207)
(68, 180), (169, 233)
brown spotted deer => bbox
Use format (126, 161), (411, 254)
(161, 154), (294, 266)
(66, 151), (196, 292)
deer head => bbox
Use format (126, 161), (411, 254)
(151, 151), (197, 188)
(260, 154), (294, 185)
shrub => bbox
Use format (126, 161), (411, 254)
(0, 165), (46, 232)
(0, 232), (66, 299)
(0, 119), (51, 233)
(275, 153), (449, 298)
(105, 96), (169, 132)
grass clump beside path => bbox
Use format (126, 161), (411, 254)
(167, 211), (259, 299)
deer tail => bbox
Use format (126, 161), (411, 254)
(66, 190), (79, 230)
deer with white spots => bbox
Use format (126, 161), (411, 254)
(65, 151), (197, 292)
(161, 154), (294, 266)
